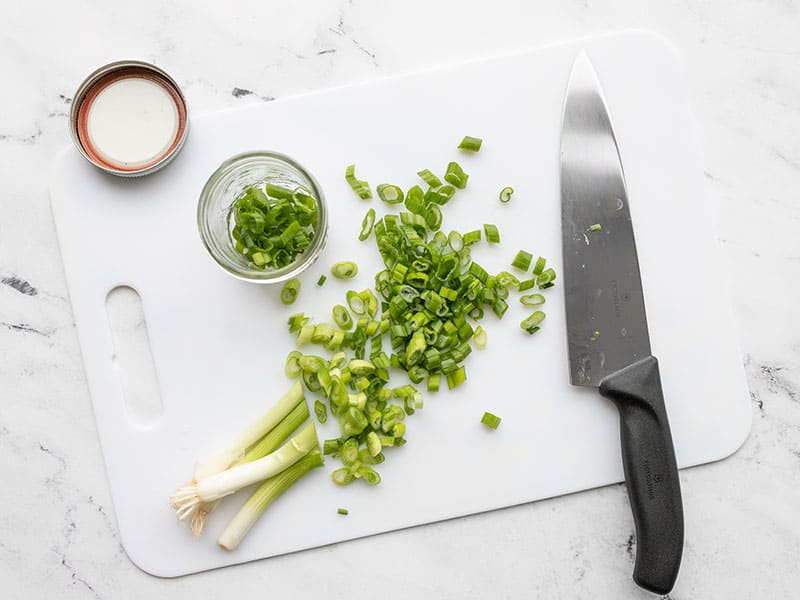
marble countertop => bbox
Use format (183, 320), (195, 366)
(1, 1), (798, 598)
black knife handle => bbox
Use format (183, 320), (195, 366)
(599, 356), (684, 594)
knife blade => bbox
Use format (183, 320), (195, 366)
(560, 51), (684, 594)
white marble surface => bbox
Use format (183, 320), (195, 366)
(1, 1), (798, 598)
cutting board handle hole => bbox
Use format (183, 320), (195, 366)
(106, 285), (164, 428)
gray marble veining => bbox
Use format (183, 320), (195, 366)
(1, 1), (799, 598)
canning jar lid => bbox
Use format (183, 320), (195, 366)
(69, 60), (188, 177)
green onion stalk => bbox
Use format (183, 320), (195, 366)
(171, 422), (318, 524)
(171, 382), (308, 535)
(217, 449), (324, 551)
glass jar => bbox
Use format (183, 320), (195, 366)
(197, 151), (328, 283)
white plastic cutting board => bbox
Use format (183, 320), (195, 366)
(51, 31), (751, 577)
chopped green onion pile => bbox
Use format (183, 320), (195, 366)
(294, 136), (558, 485)
(481, 411), (502, 429)
(231, 183), (319, 270)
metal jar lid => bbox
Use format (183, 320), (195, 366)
(69, 60), (189, 177)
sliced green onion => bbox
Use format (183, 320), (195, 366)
(332, 467), (354, 486)
(366, 431), (382, 456)
(424, 185), (456, 205)
(317, 274), (327, 286)
(427, 373), (441, 392)
(404, 186), (426, 214)
(345, 164), (372, 199)
(484, 224), (500, 244)
(340, 406), (368, 437)
(293, 190), (317, 214)
(299, 354), (327, 373)
(588, 223), (602, 232)
(417, 169), (442, 188)
(280, 278), (300, 305)
(469, 262), (488, 283)
(332, 261), (359, 279)
(405, 329), (427, 367)
(361, 289), (378, 317)
(287, 313), (310, 333)
(296, 325), (315, 346)
(337, 508), (349, 515)
(326, 330), (344, 350)
(518, 278), (537, 291)
(439, 286), (458, 301)
(311, 324), (335, 344)
(408, 365), (427, 384)
(251, 252), (267, 267)
(444, 161), (468, 189)
(496, 271), (519, 288)
(521, 310), (545, 334)
(463, 230), (481, 245)
(446, 366), (466, 389)
(537, 268), (556, 289)
(511, 250), (533, 271)
(425, 204), (443, 231)
(359, 208), (376, 241)
(520, 293), (545, 306)
(591, 330), (601, 341)
(314, 399), (328, 423)
(376, 184), (404, 204)
(499, 186), (513, 203)
(264, 182), (295, 200)
(340, 438), (359, 465)
(448, 231), (464, 252)
(348, 358), (375, 376)
(332, 304), (353, 330)
(480, 411), (501, 429)
(532, 257), (546, 276)
(323, 439), (340, 455)
(285, 351), (303, 377)
(357, 465), (381, 486)
(458, 135), (482, 152)
(473, 325), (487, 349)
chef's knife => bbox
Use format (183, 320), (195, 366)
(559, 52), (684, 594)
